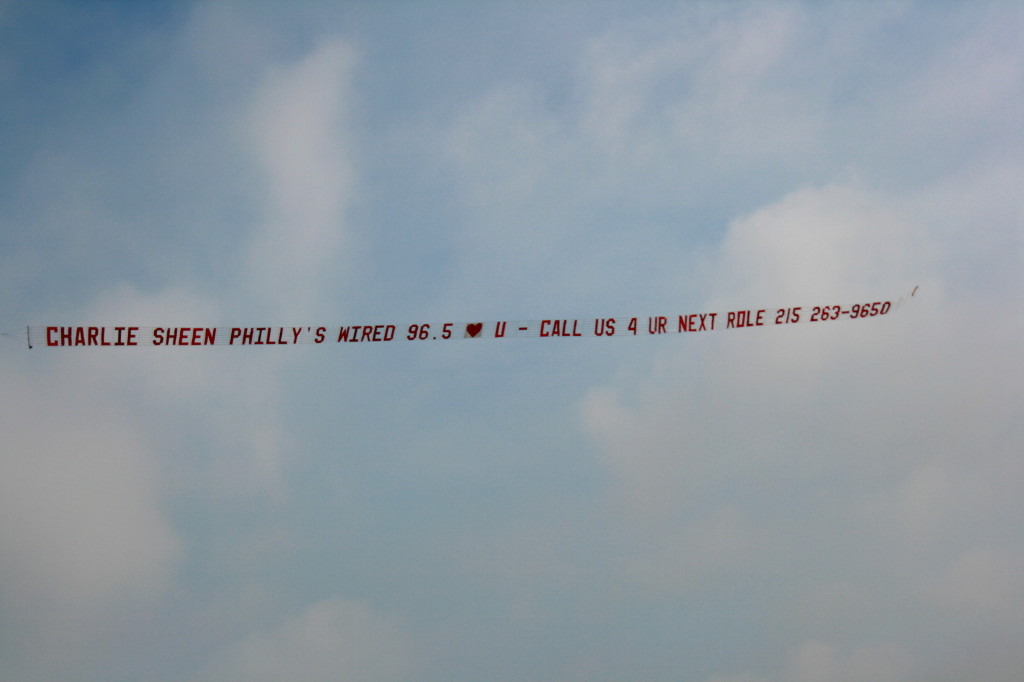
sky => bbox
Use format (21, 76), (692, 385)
(1, 1), (1022, 680)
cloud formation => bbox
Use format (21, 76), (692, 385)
(245, 37), (357, 319)
(0, 358), (180, 681)
(2, 2), (1022, 681)
(189, 597), (412, 682)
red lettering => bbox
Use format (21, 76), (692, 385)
(336, 325), (376, 342)
(44, 325), (131, 346)
(384, 325), (395, 341)
(230, 328), (242, 344)
(540, 320), (552, 337)
(544, 319), (576, 337)
(149, 327), (217, 345)
(727, 310), (764, 328)
(315, 327), (326, 343)
(292, 327), (302, 343)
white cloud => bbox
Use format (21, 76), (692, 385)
(704, 638), (913, 679)
(0, 371), (179, 600)
(922, 547), (1024, 620)
(712, 182), (923, 303)
(581, 169), (1023, 672)
(0, 358), (181, 681)
(438, 4), (930, 315)
(623, 505), (757, 593)
(5, 3), (1024, 681)
(245, 37), (357, 319)
(789, 640), (914, 682)
(704, 640), (915, 682)
(67, 283), (290, 498)
(0, 277), (303, 675)
(188, 597), (413, 682)
(576, 4), (809, 150)
(437, 5), (1024, 678)
(0, 277), (308, 678)
(1, 24), (366, 675)
(581, 168), (1016, 518)
(895, 6), (1024, 149)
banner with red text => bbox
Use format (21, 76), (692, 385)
(28, 288), (918, 349)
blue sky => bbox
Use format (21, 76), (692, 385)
(2, 1), (1022, 680)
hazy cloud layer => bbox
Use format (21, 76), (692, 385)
(1, 2), (1021, 681)
(189, 597), (412, 682)
(244, 36), (356, 319)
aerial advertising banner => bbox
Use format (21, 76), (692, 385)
(28, 288), (918, 349)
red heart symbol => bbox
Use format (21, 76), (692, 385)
(466, 323), (483, 338)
